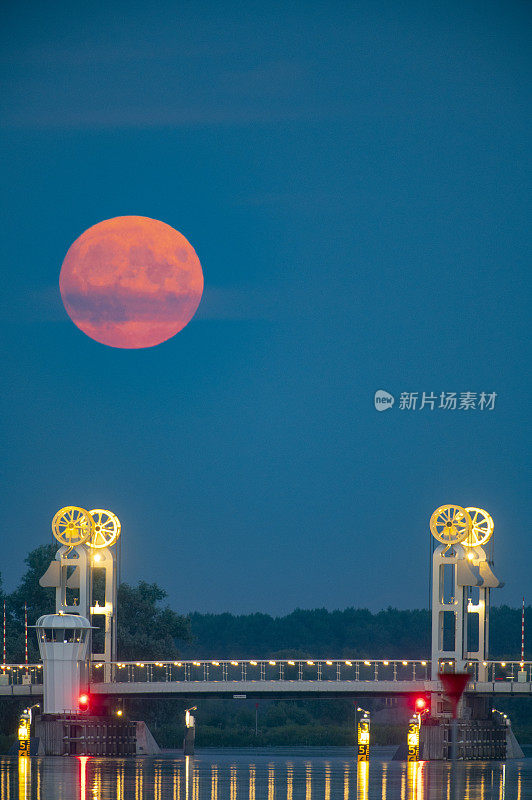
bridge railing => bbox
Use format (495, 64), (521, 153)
(88, 659), (532, 685)
(0, 664), (43, 686)
(89, 658), (431, 685)
(0, 660), (530, 687)
(458, 660), (531, 684)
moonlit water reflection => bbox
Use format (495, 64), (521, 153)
(0, 748), (529, 799)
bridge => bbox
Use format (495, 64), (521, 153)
(2, 658), (530, 700)
(2, 503), (530, 721)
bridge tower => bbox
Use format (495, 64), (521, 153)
(430, 505), (502, 683)
(39, 507), (121, 676)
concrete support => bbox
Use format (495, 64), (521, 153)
(431, 543), (498, 681)
(89, 547), (117, 678)
(34, 715), (137, 756)
(54, 546), (91, 617)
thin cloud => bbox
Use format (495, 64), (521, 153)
(62, 287), (199, 324)
(0, 105), (313, 131)
(191, 286), (279, 322)
(0, 51), (318, 130)
(6, 284), (279, 324)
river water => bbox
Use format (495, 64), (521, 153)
(1, 747), (530, 799)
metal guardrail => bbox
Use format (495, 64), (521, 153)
(89, 659), (532, 686)
(0, 659), (530, 687)
(90, 658), (431, 684)
(0, 665), (43, 686)
(458, 660), (531, 683)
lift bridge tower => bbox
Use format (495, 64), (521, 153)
(34, 507), (140, 754)
(430, 504), (502, 684)
(39, 506), (121, 682)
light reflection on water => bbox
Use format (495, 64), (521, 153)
(0, 749), (530, 800)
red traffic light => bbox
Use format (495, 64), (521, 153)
(78, 694), (89, 711)
(415, 697), (427, 712)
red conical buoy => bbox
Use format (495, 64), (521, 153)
(438, 672), (471, 718)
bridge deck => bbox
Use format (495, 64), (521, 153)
(1, 679), (531, 698)
(89, 679), (532, 699)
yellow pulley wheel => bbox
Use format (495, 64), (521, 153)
(88, 509), (121, 549)
(464, 507), (494, 547)
(430, 505), (472, 546)
(52, 506), (94, 548)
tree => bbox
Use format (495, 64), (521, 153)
(8, 544), (56, 623)
(117, 581), (191, 659)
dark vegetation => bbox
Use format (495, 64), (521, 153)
(185, 606), (531, 662)
(0, 544), (530, 749)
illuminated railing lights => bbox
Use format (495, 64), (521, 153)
(10, 657), (531, 694)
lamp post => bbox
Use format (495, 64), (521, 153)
(183, 706), (197, 756)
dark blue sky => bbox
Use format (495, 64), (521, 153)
(1, 1), (530, 615)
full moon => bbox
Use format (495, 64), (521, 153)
(59, 216), (204, 348)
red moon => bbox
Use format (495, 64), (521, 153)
(59, 216), (203, 348)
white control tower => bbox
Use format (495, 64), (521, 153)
(35, 614), (91, 714)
